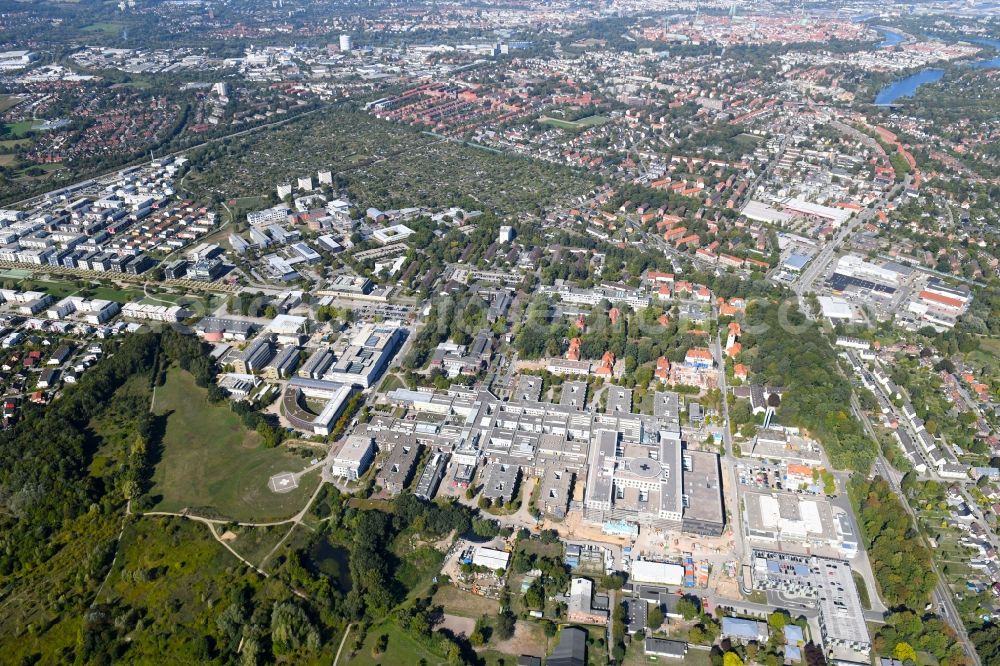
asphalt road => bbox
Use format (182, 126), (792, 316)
(851, 395), (982, 666)
(787, 177), (980, 664)
(792, 177), (910, 307)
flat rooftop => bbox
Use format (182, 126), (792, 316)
(743, 489), (839, 545)
(682, 449), (724, 526)
(752, 549), (869, 650)
(605, 387), (633, 415)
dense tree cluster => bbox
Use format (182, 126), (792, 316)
(402, 287), (494, 370)
(874, 610), (969, 666)
(849, 476), (937, 610)
(0, 333), (161, 574)
(743, 300), (876, 472)
(391, 493), (474, 537)
(970, 623), (1000, 666)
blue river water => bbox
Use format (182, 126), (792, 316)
(874, 34), (1000, 104)
(877, 30), (905, 48)
(967, 38), (1000, 68)
(875, 69), (945, 104)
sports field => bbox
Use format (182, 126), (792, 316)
(149, 368), (319, 522)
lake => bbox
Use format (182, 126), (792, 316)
(968, 38), (1000, 69)
(875, 69), (945, 105)
(307, 538), (353, 593)
(874, 36), (999, 104)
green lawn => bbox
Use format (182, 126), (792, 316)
(853, 571), (871, 610)
(971, 338), (1000, 370)
(149, 368), (319, 522)
(976, 337), (1000, 355)
(539, 115), (610, 131)
(564, 624), (609, 666)
(394, 543), (445, 600)
(26, 278), (79, 298)
(83, 21), (124, 35)
(24, 162), (64, 173)
(349, 621), (449, 666)
(379, 373), (405, 393)
(230, 195), (271, 212)
(517, 538), (564, 559)
(0, 137), (30, 150)
(139, 291), (191, 305)
(27, 278), (146, 302)
(734, 133), (763, 147)
(3, 120), (36, 138)
(85, 284), (146, 303)
(154, 293), (224, 317)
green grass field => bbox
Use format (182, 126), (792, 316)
(230, 195), (270, 210)
(350, 621), (449, 666)
(0, 94), (21, 113)
(85, 284), (146, 303)
(394, 544), (445, 600)
(971, 338), (1000, 371)
(539, 115), (610, 131)
(0, 137), (30, 150)
(379, 373), (405, 393)
(565, 624), (609, 666)
(517, 538), (563, 559)
(853, 571), (871, 610)
(149, 368), (319, 522)
(25, 278), (79, 298)
(25, 278), (147, 303)
(227, 524), (290, 566)
(18, 162), (64, 174)
(82, 21), (125, 35)
(139, 291), (193, 305)
(3, 120), (36, 138)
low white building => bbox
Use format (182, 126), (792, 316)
(471, 546), (509, 571)
(372, 224), (414, 245)
(818, 296), (855, 321)
(629, 560), (684, 586)
(328, 435), (375, 480)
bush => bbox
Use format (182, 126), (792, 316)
(647, 606), (665, 629)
